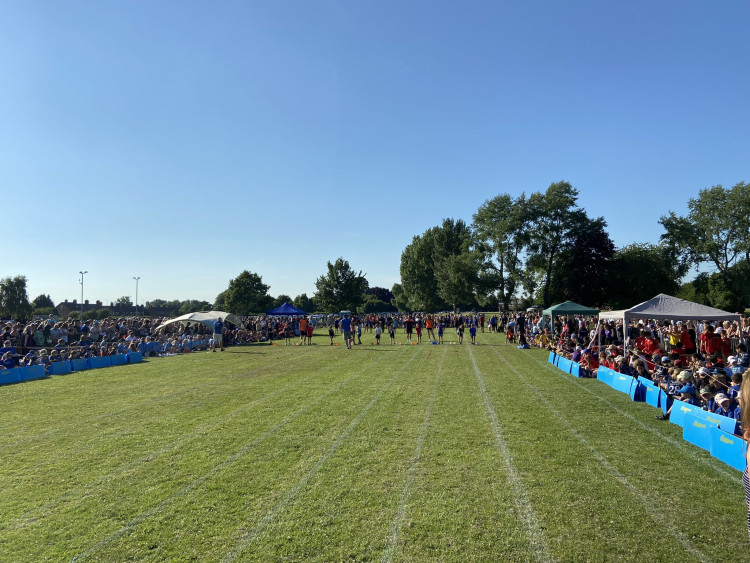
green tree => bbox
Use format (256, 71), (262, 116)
(544, 217), (615, 307)
(398, 218), (477, 311)
(115, 296), (133, 306)
(0, 275), (33, 320)
(32, 294), (55, 309)
(178, 299), (212, 314)
(220, 271), (274, 315)
(314, 258), (369, 313)
(293, 293), (314, 313)
(607, 244), (682, 308)
(391, 283), (410, 312)
(659, 182), (750, 280)
(358, 293), (390, 314)
(525, 181), (588, 307)
(472, 193), (530, 311)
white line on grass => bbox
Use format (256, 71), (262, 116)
(0, 350), (316, 453)
(222, 348), (423, 563)
(70, 351), (390, 562)
(7, 352), (360, 531)
(489, 347), (712, 562)
(467, 346), (555, 563)
(381, 345), (447, 563)
(524, 353), (742, 486)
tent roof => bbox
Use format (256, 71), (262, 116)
(598, 294), (741, 323)
(155, 310), (244, 331)
(266, 302), (307, 316)
(542, 300), (599, 317)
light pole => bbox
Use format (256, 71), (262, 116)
(133, 276), (140, 316)
(79, 271), (88, 322)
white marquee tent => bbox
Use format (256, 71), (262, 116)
(155, 310), (245, 331)
(599, 293), (741, 326)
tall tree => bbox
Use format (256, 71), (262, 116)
(0, 275), (33, 320)
(178, 299), (212, 314)
(526, 181), (588, 306)
(545, 216), (615, 307)
(659, 182), (750, 280)
(293, 293), (314, 312)
(314, 258), (369, 313)
(472, 193), (530, 311)
(398, 218), (477, 311)
(607, 244), (682, 309)
(32, 294), (55, 309)
(220, 270), (274, 314)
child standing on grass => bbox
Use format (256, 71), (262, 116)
(415, 322), (422, 344)
(470, 323), (477, 344)
(306, 322), (314, 345)
(389, 325), (396, 345)
(438, 321), (444, 344)
(328, 325), (335, 345)
(375, 325), (381, 344)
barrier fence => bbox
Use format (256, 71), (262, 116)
(0, 352), (143, 385)
(547, 352), (747, 472)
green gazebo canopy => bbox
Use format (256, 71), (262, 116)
(542, 301), (599, 323)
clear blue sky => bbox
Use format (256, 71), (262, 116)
(3, 1), (748, 307)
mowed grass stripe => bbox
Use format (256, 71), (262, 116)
(395, 345), (538, 561)
(466, 345), (554, 563)
(382, 345), (447, 563)
(524, 351), (742, 486)
(0, 349), (355, 526)
(494, 345), (748, 559)
(485, 344), (712, 562)
(3, 349), (356, 531)
(222, 347), (423, 562)
(243, 347), (448, 561)
(1, 347), (346, 475)
(0, 346), (318, 451)
(67, 348), (393, 562)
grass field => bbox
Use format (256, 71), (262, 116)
(1, 329), (748, 562)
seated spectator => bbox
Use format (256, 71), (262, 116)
(579, 350), (599, 377)
(714, 393), (741, 420)
(1, 351), (17, 369)
(726, 356), (745, 377)
(698, 387), (716, 412)
(677, 383), (701, 406)
(49, 349), (62, 363)
(728, 373), (742, 400)
(78, 335), (92, 348)
(0, 340), (17, 356)
(633, 360), (651, 381)
(53, 339), (67, 350)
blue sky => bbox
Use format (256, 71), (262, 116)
(3, 1), (748, 307)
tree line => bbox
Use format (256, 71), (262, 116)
(394, 180), (749, 313)
(1, 180), (747, 319)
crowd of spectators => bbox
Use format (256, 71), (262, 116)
(547, 314), (750, 432)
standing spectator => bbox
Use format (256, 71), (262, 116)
(340, 314), (353, 349)
(212, 316), (224, 352)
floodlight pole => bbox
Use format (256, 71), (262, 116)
(79, 271), (88, 322)
(133, 276), (140, 316)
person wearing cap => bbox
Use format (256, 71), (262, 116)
(579, 349), (599, 378)
(677, 383), (700, 406)
(698, 387), (716, 412)
(715, 393), (740, 420)
(726, 355), (746, 378)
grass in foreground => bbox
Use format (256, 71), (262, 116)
(0, 330), (747, 561)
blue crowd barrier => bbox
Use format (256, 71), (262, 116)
(127, 352), (143, 363)
(88, 356), (112, 369)
(570, 362), (581, 378)
(558, 357), (572, 374)
(669, 399), (703, 428)
(548, 351), (556, 364)
(659, 390), (671, 415)
(597, 367), (615, 388)
(683, 413), (713, 452)
(110, 354), (128, 366)
(612, 374), (635, 395)
(709, 427), (747, 472)
(19, 365), (46, 382)
(0, 368), (20, 385)
(49, 361), (72, 375)
(71, 358), (88, 372)
(639, 378), (660, 408)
